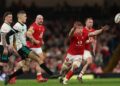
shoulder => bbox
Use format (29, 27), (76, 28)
(30, 22), (36, 27)
(29, 22), (37, 30)
(13, 22), (21, 29)
(83, 27), (88, 32)
(91, 28), (95, 32)
(1, 23), (11, 32)
(41, 25), (45, 31)
(24, 24), (27, 28)
(1, 23), (9, 28)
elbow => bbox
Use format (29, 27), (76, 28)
(26, 32), (32, 39)
(26, 32), (31, 38)
(26, 32), (29, 37)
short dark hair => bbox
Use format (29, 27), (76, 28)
(3, 11), (12, 20)
(17, 10), (26, 15)
(85, 17), (93, 22)
(74, 21), (83, 27)
(17, 10), (26, 18)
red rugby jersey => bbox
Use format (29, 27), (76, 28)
(83, 27), (95, 51)
(67, 30), (88, 55)
(27, 22), (45, 48)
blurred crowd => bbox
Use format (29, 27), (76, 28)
(113, 60), (120, 73)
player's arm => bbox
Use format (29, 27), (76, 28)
(68, 27), (76, 38)
(68, 21), (81, 38)
(92, 37), (97, 56)
(1, 32), (7, 46)
(12, 47), (21, 57)
(26, 26), (39, 44)
(88, 25), (109, 37)
(5, 29), (19, 45)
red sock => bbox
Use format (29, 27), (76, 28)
(37, 73), (42, 79)
(66, 70), (73, 80)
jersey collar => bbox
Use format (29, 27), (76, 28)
(18, 21), (24, 26)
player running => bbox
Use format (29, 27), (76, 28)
(0, 11), (19, 84)
(78, 18), (96, 81)
(26, 15), (48, 82)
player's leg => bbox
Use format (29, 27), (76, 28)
(34, 62), (48, 82)
(31, 48), (48, 82)
(13, 58), (31, 73)
(0, 65), (3, 76)
(18, 46), (53, 75)
(5, 59), (31, 85)
(0, 45), (9, 63)
(60, 60), (72, 77)
(35, 48), (46, 62)
(4, 46), (52, 86)
(63, 55), (82, 84)
(7, 56), (17, 84)
(59, 54), (72, 83)
(59, 61), (72, 83)
(78, 50), (92, 80)
(6, 46), (25, 84)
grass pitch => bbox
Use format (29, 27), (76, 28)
(0, 78), (120, 86)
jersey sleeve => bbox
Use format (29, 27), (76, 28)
(1, 25), (9, 33)
(13, 23), (21, 32)
(28, 24), (35, 34)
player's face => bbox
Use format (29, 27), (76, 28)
(86, 19), (93, 28)
(21, 14), (27, 23)
(75, 25), (83, 33)
(6, 15), (13, 24)
(37, 16), (44, 25)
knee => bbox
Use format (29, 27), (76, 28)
(23, 66), (30, 72)
(3, 48), (8, 55)
(72, 61), (81, 70)
(87, 58), (93, 64)
(31, 52), (43, 64)
(62, 63), (69, 70)
(39, 53), (46, 61)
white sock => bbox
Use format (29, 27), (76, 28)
(37, 72), (41, 76)
(79, 72), (84, 78)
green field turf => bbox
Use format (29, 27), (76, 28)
(0, 78), (120, 86)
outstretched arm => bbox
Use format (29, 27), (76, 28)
(88, 25), (109, 37)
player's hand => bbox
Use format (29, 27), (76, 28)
(0, 63), (7, 66)
(3, 47), (8, 55)
(41, 40), (44, 45)
(102, 25), (110, 31)
(7, 45), (13, 52)
(34, 40), (40, 45)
